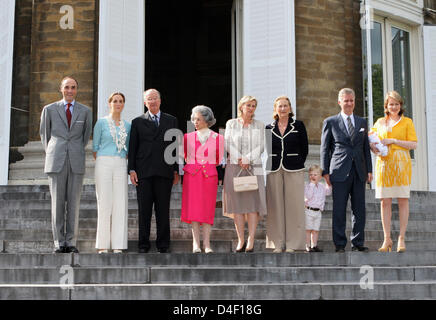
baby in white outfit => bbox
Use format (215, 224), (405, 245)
(368, 131), (388, 156)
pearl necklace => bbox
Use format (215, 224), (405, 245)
(106, 116), (127, 153)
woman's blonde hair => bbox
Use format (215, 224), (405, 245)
(384, 90), (404, 118)
(273, 96), (294, 121)
(237, 95), (257, 119)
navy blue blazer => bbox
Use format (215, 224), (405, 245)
(265, 118), (308, 172)
(320, 113), (372, 182)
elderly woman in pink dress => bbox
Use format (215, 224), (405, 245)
(181, 105), (224, 253)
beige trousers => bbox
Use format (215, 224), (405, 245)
(266, 168), (306, 250)
(95, 156), (128, 249)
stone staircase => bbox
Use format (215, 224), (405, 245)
(0, 184), (436, 299)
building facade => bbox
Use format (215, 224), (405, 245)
(1, 0), (435, 191)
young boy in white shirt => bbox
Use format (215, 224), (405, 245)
(304, 165), (331, 252)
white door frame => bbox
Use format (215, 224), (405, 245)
(0, 0), (16, 185)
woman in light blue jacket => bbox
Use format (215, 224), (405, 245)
(93, 92), (131, 253)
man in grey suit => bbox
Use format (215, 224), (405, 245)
(320, 88), (372, 252)
(40, 76), (92, 253)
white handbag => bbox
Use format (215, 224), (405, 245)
(233, 168), (258, 192)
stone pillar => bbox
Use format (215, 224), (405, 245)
(28, 0), (96, 141)
(295, 0), (363, 144)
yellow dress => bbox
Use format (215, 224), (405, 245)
(371, 116), (417, 199)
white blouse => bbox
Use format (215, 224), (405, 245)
(225, 118), (265, 165)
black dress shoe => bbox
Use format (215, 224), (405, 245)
(335, 247), (345, 253)
(235, 242), (247, 253)
(352, 246), (369, 252)
(311, 246), (323, 252)
(65, 246), (79, 253)
(157, 248), (169, 253)
(54, 246), (66, 253)
(138, 248), (149, 253)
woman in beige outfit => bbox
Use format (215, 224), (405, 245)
(223, 96), (267, 253)
(265, 96), (308, 252)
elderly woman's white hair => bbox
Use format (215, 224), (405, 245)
(190, 105), (216, 128)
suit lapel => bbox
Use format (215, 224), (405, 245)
(70, 102), (81, 127)
(337, 113), (352, 143)
(143, 111), (156, 130)
(56, 101), (69, 129)
(352, 116), (362, 143)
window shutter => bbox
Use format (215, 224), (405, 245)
(98, 0), (145, 122)
(424, 26), (436, 191)
(0, 0), (15, 185)
(242, 0), (296, 125)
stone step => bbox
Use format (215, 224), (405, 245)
(2, 239), (435, 253)
(2, 251), (436, 268)
(1, 227), (436, 242)
(1, 207), (435, 222)
(1, 202), (435, 220)
(1, 217), (435, 233)
(0, 190), (219, 201)
(1, 188), (435, 206)
(1, 265), (435, 285)
(1, 281), (436, 300)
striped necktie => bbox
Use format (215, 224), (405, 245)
(152, 115), (159, 127)
(347, 116), (355, 139)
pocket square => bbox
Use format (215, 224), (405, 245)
(359, 128), (365, 132)
(76, 120), (85, 123)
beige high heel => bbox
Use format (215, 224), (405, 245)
(397, 237), (406, 253)
(378, 238), (393, 252)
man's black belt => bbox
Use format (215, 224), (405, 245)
(306, 206), (320, 211)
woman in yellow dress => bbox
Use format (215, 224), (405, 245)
(370, 91), (417, 253)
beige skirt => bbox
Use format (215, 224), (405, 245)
(222, 164), (267, 218)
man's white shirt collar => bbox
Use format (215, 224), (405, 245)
(149, 111), (161, 119)
(340, 111), (355, 125)
(63, 100), (75, 111)
(63, 99), (75, 106)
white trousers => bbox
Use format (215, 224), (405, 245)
(95, 156), (128, 249)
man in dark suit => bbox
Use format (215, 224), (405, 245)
(128, 89), (180, 253)
(320, 88), (372, 252)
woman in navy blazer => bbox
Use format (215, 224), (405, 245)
(265, 96), (308, 252)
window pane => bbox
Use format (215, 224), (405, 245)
(362, 22), (384, 124)
(392, 27), (413, 119)
(371, 22), (385, 123)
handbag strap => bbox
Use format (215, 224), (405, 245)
(236, 167), (254, 177)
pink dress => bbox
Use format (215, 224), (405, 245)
(181, 131), (224, 225)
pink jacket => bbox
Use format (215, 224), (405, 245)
(183, 131), (224, 178)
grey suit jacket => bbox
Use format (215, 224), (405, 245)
(40, 100), (92, 174)
(320, 113), (372, 182)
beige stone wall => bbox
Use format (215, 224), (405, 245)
(295, 0), (363, 144)
(27, 0), (96, 141)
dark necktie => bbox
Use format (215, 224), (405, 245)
(347, 116), (355, 139)
(153, 115), (159, 127)
(66, 103), (72, 128)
